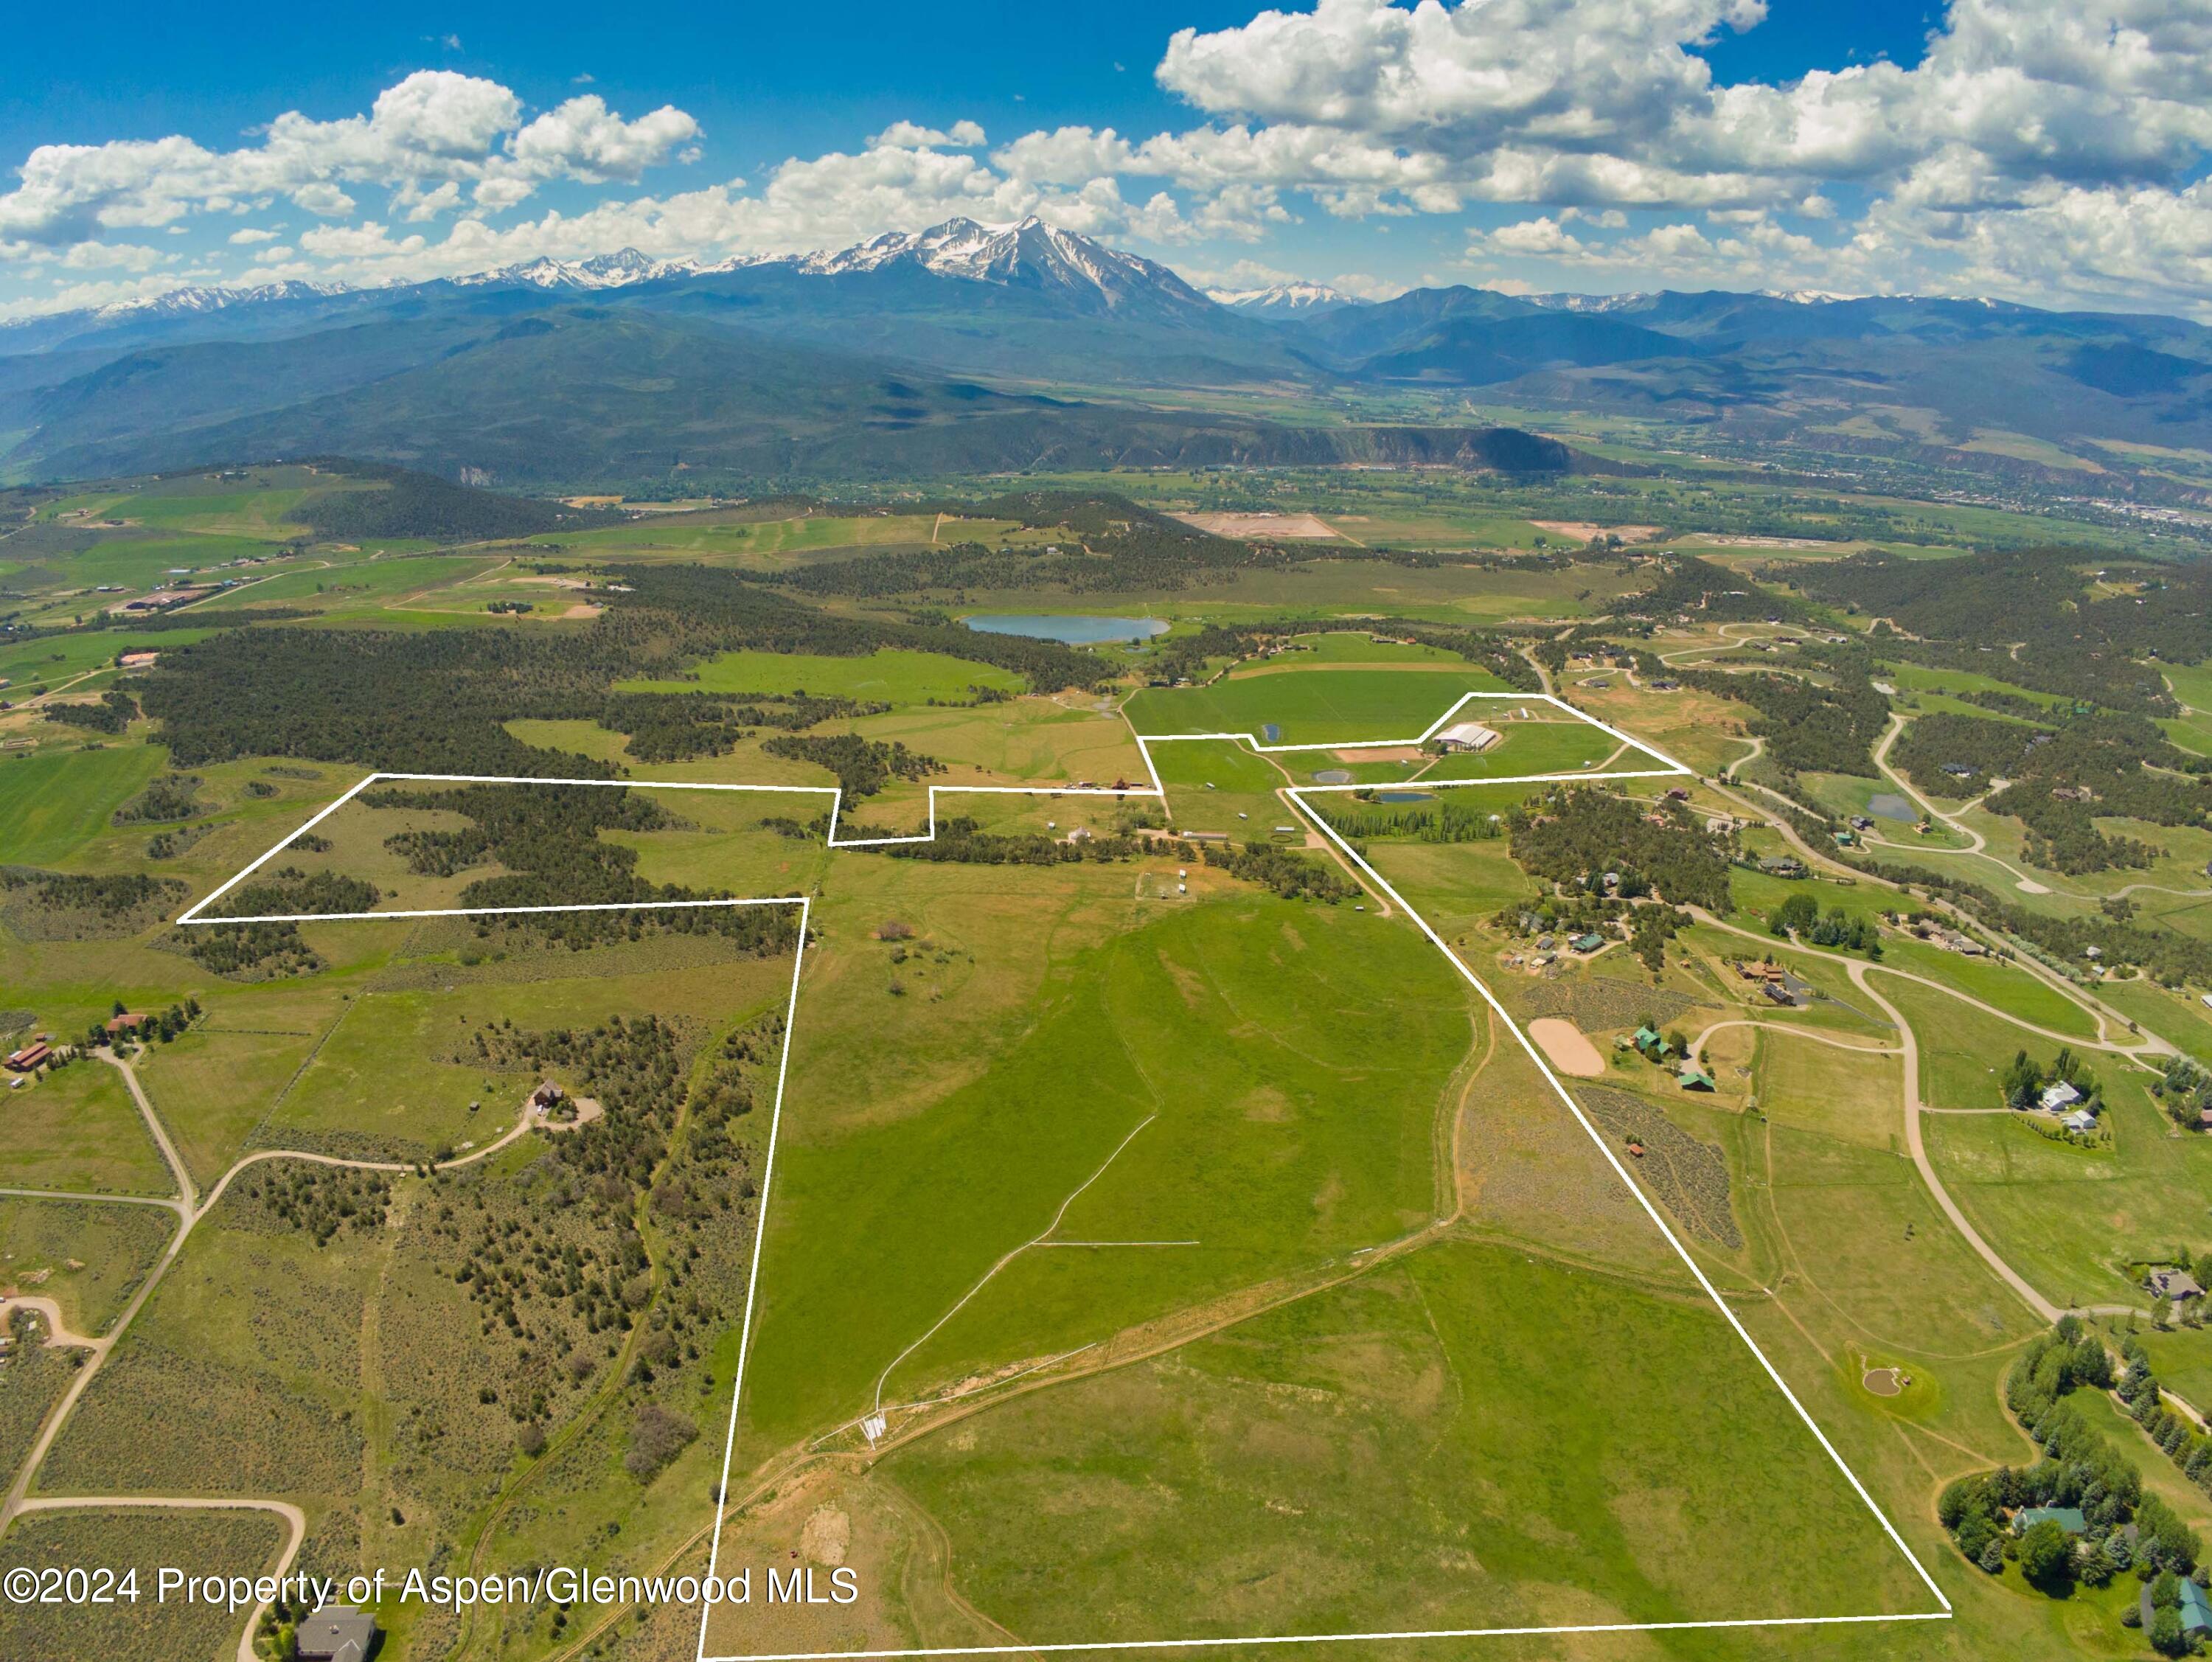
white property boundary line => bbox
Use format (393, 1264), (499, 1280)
(164, 686), (1950, 1654)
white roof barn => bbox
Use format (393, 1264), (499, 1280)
(1435, 720), (1502, 752)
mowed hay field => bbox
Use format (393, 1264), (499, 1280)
(883, 1237), (1936, 1643)
(1124, 664), (1515, 744)
(0, 743), (165, 866)
(734, 859), (1477, 1461)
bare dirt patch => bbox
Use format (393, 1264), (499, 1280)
(1527, 1018), (1604, 1078)
(1172, 511), (1341, 540)
(1863, 1366), (1904, 1397)
(1332, 745), (1425, 763)
(801, 1504), (852, 1566)
(560, 602), (603, 619)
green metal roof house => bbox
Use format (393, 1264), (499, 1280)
(2011, 1506), (2087, 1536)
(1677, 1065), (1717, 1091)
(2181, 1579), (2211, 1634)
(1571, 932), (1606, 953)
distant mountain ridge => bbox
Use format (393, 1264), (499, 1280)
(7, 215), (2212, 484)
(1207, 282), (1368, 317)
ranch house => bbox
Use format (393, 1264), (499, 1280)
(296, 1604), (380, 1662)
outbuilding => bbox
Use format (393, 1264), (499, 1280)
(1433, 720), (1502, 753)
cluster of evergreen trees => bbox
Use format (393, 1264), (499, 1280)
(597, 690), (886, 762)
(111, 773), (203, 824)
(1892, 710), (2209, 875)
(759, 733), (942, 799)
(1795, 547), (2208, 714)
(1666, 641), (1891, 776)
(43, 687), (136, 733)
(174, 920), (322, 978)
(883, 816), (1184, 869)
(1198, 841), (1360, 903)
(1768, 892), (1881, 954)
(243, 1165), (392, 1248)
(1507, 787), (1733, 912)
(1616, 553), (1812, 624)
(1310, 793), (1506, 848)
(209, 867), (379, 919)
(1, 868), (183, 920)
(1938, 1321), (2198, 1616)
(361, 781), (799, 952)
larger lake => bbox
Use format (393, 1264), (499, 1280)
(964, 614), (1169, 644)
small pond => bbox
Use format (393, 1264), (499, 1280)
(1866, 791), (1917, 822)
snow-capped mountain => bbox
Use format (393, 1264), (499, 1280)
(88, 278), (350, 324)
(1523, 291), (1658, 313)
(0, 219), (1228, 351)
(1208, 281), (1366, 318)
(453, 248), (699, 291)
(790, 216), (1217, 317)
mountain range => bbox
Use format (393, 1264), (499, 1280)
(4, 215), (2212, 489)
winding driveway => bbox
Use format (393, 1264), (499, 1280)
(0, 1043), (555, 1662)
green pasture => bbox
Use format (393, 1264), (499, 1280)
(234, 551), (509, 611)
(1279, 630), (1462, 663)
(2097, 977), (2212, 1062)
(620, 647), (1025, 703)
(888, 1237), (1935, 1643)
(1124, 664), (1514, 745)
(1921, 1063), (2212, 1310)
(1420, 714), (1627, 779)
(1146, 737), (1290, 838)
(0, 627), (220, 691)
(1726, 866), (2100, 1039)
(737, 882), (1472, 1460)
(0, 743), (164, 866)
(844, 695), (1149, 789)
(535, 511), (1027, 562)
(0, 1054), (170, 1195)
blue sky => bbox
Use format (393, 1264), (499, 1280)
(4, 1), (2207, 319)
